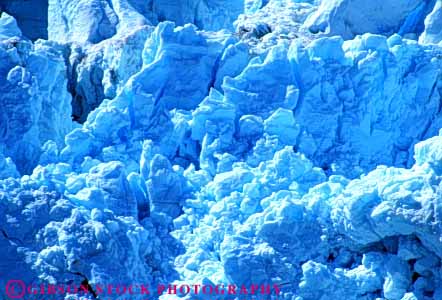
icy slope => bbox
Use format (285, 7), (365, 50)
(2, 1), (442, 300)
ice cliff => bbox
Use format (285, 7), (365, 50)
(2, 1), (442, 300)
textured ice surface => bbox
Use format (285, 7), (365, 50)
(235, 0), (317, 51)
(0, 12), (22, 40)
(304, 0), (426, 39)
(0, 15), (73, 174)
(419, 0), (442, 44)
(3, 1), (442, 300)
(48, 0), (243, 44)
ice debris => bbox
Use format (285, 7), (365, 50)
(2, 2), (442, 300)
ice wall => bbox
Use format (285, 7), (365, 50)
(419, 0), (442, 44)
(0, 13), (72, 174)
(304, 0), (431, 39)
(1, 1), (442, 300)
(48, 0), (244, 44)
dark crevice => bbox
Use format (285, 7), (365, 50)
(0, 227), (24, 245)
(65, 269), (98, 299)
(423, 290), (434, 298)
(326, 252), (335, 263)
(411, 272), (420, 284)
(65, 48), (105, 124)
(237, 22), (272, 40)
(65, 47), (86, 124)
(80, 279), (98, 299)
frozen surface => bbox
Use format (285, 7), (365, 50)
(2, 1), (442, 300)
(419, 0), (442, 44)
(0, 0), (48, 40)
(48, 0), (244, 44)
(304, 0), (427, 39)
(0, 13), (73, 174)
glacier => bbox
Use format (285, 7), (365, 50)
(2, 0), (442, 300)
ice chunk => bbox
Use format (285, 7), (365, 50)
(48, 0), (143, 44)
(0, 152), (19, 179)
(85, 161), (137, 217)
(0, 13), (22, 40)
(414, 135), (442, 174)
(147, 154), (183, 218)
(4, 2), (442, 300)
(0, 37), (72, 174)
(304, 0), (424, 39)
(263, 108), (300, 145)
(137, 22), (234, 110)
(419, 0), (442, 44)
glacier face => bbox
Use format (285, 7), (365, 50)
(0, 13), (73, 174)
(2, 1), (442, 300)
(47, 0), (244, 44)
